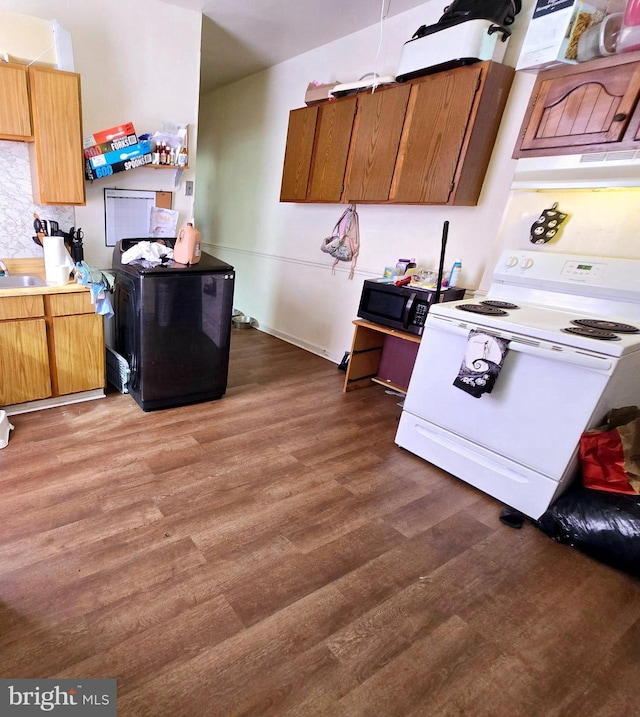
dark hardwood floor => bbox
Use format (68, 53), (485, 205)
(1, 328), (638, 716)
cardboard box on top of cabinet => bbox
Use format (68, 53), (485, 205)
(304, 82), (340, 105)
(517, 0), (602, 71)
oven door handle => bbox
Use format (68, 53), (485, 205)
(428, 317), (613, 371)
(511, 341), (613, 371)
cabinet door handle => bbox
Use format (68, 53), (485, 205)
(613, 113), (628, 122)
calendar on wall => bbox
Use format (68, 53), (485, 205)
(103, 188), (173, 247)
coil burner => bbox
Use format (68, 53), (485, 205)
(457, 303), (508, 316)
(480, 300), (520, 310)
(563, 326), (621, 341)
(571, 319), (639, 334)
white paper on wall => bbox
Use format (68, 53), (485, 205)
(149, 207), (179, 238)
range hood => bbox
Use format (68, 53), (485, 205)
(512, 149), (640, 189)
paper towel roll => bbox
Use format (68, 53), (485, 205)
(44, 236), (75, 285)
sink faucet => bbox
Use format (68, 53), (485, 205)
(0, 261), (8, 276)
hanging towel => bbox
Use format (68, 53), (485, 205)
(74, 261), (115, 319)
(453, 329), (510, 398)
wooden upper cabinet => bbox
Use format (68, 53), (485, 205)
(308, 97), (357, 201)
(344, 84), (411, 202)
(0, 63), (32, 140)
(280, 105), (318, 201)
(392, 61), (514, 205)
(391, 67), (482, 204)
(514, 51), (640, 158)
(28, 66), (85, 205)
(279, 61), (513, 206)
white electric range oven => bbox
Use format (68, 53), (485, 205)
(395, 250), (640, 519)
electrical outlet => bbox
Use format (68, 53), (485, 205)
(185, 180), (194, 197)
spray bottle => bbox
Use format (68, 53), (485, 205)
(448, 260), (462, 288)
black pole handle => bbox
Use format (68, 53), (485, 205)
(434, 221), (449, 305)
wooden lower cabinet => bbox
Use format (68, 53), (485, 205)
(50, 314), (104, 395)
(47, 292), (105, 396)
(0, 318), (51, 405)
(0, 289), (105, 408)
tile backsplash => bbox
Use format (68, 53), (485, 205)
(0, 141), (74, 258)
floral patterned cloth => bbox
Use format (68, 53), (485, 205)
(453, 329), (510, 398)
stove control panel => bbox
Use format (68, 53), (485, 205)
(561, 260), (605, 280)
(504, 255), (534, 270)
(495, 250), (640, 297)
(503, 254), (606, 281)
(487, 250), (640, 306)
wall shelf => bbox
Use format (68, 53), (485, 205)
(148, 164), (189, 170)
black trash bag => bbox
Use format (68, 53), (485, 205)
(536, 487), (640, 577)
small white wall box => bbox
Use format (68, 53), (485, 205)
(517, 0), (601, 71)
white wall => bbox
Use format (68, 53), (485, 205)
(478, 187), (640, 292)
(0, 8), (56, 65)
(196, 1), (539, 362)
(0, 0), (202, 269)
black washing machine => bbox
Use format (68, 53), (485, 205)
(112, 238), (235, 411)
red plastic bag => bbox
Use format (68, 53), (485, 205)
(579, 407), (640, 495)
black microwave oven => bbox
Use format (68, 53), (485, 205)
(357, 279), (465, 335)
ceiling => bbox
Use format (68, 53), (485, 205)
(159, 0), (432, 93)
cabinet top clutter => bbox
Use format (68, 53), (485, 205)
(280, 61), (514, 206)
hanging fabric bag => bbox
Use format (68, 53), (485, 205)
(320, 204), (360, 279)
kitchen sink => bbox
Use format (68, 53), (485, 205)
(0, 274), (48, 289)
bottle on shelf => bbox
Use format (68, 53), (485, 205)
(169, 147), (175, 166)
(160, 143), (167, 165)
(152, 142), (161, 165)
(177, 146), (188, 167)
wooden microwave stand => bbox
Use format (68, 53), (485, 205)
(343, 319), (421, 394)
